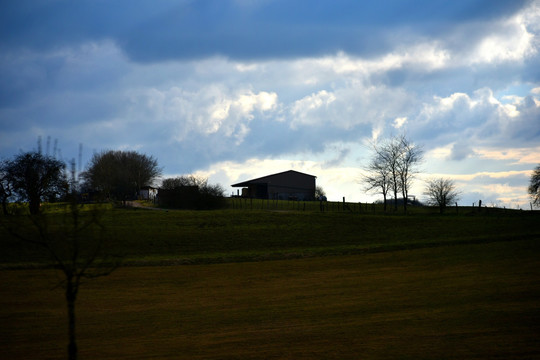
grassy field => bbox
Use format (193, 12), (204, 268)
(1, 205), (540, 359)
(1, 240), (539, 359)
(1, 204), (538, 266)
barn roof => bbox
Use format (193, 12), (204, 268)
(231, 170), (316, 187)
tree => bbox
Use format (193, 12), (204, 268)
(396, 135), (424, 213)
(162, 175), (207, 190)
(162, 175), (225, 197)
(362, 149), (392, 212)
(82, 150), (161, 204)
(0, 160), (14, 215)
(363, 134), (423, 212)
(423, 177), (461, 213)
(315, 185), (326, 200)
(2, 152), (68, 214)
(160, 175), (226, 209)
(1, 160), (119, 360)
(528, 164), (540, 208)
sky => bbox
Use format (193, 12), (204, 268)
(1, 0), (539, 208)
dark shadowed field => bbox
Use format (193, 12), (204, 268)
(1, 206), (539, 359)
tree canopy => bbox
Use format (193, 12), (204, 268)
(81, 150), (161, 202)
(159, 175), (225, 209)
(362, 134), (423, 212)
(1, 152), (67, 214)
(528, 164), (540, 208)
(423, 177), (461, 213)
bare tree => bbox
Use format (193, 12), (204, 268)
(383, 138), (403, 211)
(362, 149), (392, 212)
(528, 164), (540, 208)
(424, 177), (461, 213)
(363, 135), (422, 212)
(397, 135), (423, 213)
(2, 160), (119, 360)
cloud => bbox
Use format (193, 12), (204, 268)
(468, 9), (537, 64)
(449, 141), (475, 161)
(393, 117), (407, 129)
(475, 147), (540, 165)
(409, 86), (540, 150)
(1, 1), (539, 210)
(290, 90), (336, 129)
(0, 0), (531, 62)
(126, 85), (279, 148)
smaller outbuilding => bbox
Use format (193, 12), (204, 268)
(231, 170), (316, 201)
(139, 186), (158, 200)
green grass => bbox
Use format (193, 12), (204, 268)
(1, 205), (538, 266)
(1, 205), (539, 358)
(1, 239), (539, 359)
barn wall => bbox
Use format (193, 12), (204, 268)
(257, 172), (315, 200)
(233, 171), (316, 200)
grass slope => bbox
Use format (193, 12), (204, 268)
(1, 206), (539, 266)
(1, 207), (539, 358)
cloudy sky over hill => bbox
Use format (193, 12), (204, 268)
(1, 0), (539, 207)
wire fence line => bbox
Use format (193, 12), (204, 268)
(225, 197), (533, 215)
(226, 197), (381, 213)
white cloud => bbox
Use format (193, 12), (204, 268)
(292, 43), (449, 79)
(472, 17), (535, 64)
(410, 86), (540, 151)
(126, 85), (278, 145)
(393, 117), (407, 129)
(290, 90), (336, 128)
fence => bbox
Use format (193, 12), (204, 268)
(227, 197), (382, 213)
(225, 197), (528, 215)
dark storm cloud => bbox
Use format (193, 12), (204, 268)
(0, 0), (528, 61)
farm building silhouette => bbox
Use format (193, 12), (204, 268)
(232, 170), (316, 201)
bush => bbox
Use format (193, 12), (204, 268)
(158, 176), (227, 210)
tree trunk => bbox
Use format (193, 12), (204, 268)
(66, 279), (78, 360)
(1, 198), (8, 215)
(402, 189), (407, 213)
(29, 197), (40, 215)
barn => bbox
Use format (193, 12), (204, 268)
(231, 170), (316, 201)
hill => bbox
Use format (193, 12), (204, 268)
(1, 204), (538, 266)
